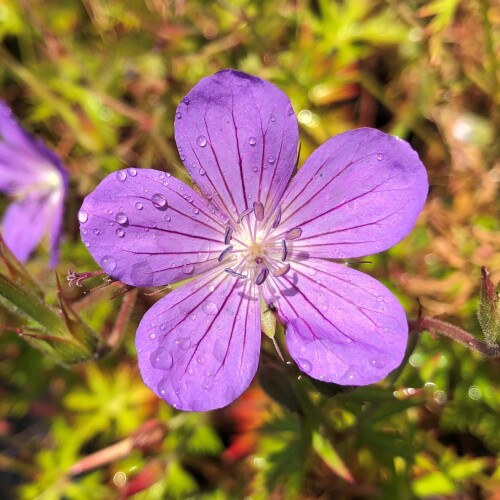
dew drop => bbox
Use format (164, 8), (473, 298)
(202, 300), (218, 316)
(100, 255), (117, 272)
(182, 259), (194, 274)
(196, 135), (207, 147)
(175, 337), (191, 350)
(213, 338), (226, 362)
(182, 96), (190, 105)
(93, 228), (100, 235)
(152, 193), (168, 209)
(127, 167), (137, 177)
(84, 241), (90, 248)
(370, 357), (386, 369)
(208, 285), (215, 292)
(198, 167), (205, 175)
(175, 111), (181, 119)
(248, 136), (257, 146)
(267, 155), (276, 165)
(115, 228), (125, 238)
(376, 153), (383, 161)
(81, 228), (87, 235)
(288, 106), (294, 116)
(115, 212), (128, 225)
(196, 354), (206, 365)
(149, 333), (156, 340)
(165, 215), (171, 222)
(78, 210), (88, 223)
(190, 313), (197, 321)
(252, 166), (258, 173)
(270, 115), (276, 122)
(151, 348), (173, 370)
(135, 202), (143, 210)
(116, 170), (127, 182)
(158, 173), (165, 181)
(180, 154), (186, 161)
(297, 358), (312, 373)
(202, 377), (214, 390)
(193, 208), (199, 215)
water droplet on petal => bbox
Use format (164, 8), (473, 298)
(100, 255), (117, 272)
(84, 241), (91, 247)
(151, 348), (173, 370)
(376, 153), (383, 161)
(248, 136), (257, 146)
(93, 228), (100, 235)
(182, 96), (190, 105)
(270, 115), (276, 122)
(193, 208), (199, 215)
(127, 167), (137, 176)
(182, 259), (194, 274)
(208, 285), (215, 292)
(176, 111), (182, 119)
(149, 333), (156, 340)
(115, 228), (125, 238)
(196, 135), (207, 147)
(370, 357), (386, 369)
(175, 338), (191, 350)
(297, 358), (312, 373)
(78, 210), (88, 223)
(252, 166), (258, 173)
(135, 202), (143, 210)
(152, 193), (168, 209)
(202, 300), (218, 316)
(115, 212), (128, 225)
(202, 377), (214, 390)
(116, 170), (127, 182)
(213, 338), (225, 362)
(268, 156), (276, 165)
(196, 354), (205, 365)
(190, 313), (197, 321)
(165, 215), (171, 222)
(198, 167), (205, 175)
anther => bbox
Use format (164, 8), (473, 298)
(272, 263), (291, 277)
(224, 227), (233, 245)
(253, 201), (264, 221)
(255, 267), (269, 286)
(285, 227), (302, 240)
(272, 207), (282, 229)
(237, 207), (254, 224)
(281, 239), (288, 261)
(225, 268), (247, 279)
(218, 245), (233, 262)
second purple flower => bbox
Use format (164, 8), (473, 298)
(79, 70), (428, 411)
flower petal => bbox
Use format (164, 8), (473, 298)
(136, 267), (261, 411)
(80, 168), (228, 287)
(277, 128), (428, 258)
(262, 259), (408, 385)
(2, 195), (51, 262)
(174, 70), (298, 222)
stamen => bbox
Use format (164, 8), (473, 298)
(255, 267), (269, 285)
(225, 268), (247, 279)
(272, 207), (282, 229)
(237, 207), (254, 224)
(66, 269), (106, 287)
(253, 201), (264, 221)
(281, 239), (288, 261)
(218, 245), (233, 262)
(285, 227), (302, 240)
(272, 263), (291, 277)
(224, 227), (233, 245)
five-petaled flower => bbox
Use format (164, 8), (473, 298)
(0, 101), (68, 266)
(79, 70), (428, 411)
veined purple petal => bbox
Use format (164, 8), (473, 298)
(262, 258), (408, 385)
(2, 195), (53, 263)
(136, 266), (261, 411)
(174, 70), (298, 223)
(79, 168), (228, 287)
(277, 129), (428, 258)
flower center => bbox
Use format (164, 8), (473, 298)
(218, 202), (301, 286)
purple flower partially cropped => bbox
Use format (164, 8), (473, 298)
(79, 70), (428, 411)
(0, 102), (68, 266)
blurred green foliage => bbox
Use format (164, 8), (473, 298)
(0, 0), (499, 498)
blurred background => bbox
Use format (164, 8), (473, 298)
(0, 0), (499, 498)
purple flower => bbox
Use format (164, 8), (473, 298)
(0, 102), (68, 266)
(79, 70), (428, 411)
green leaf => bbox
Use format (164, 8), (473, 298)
(312, 431), (353, 483)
